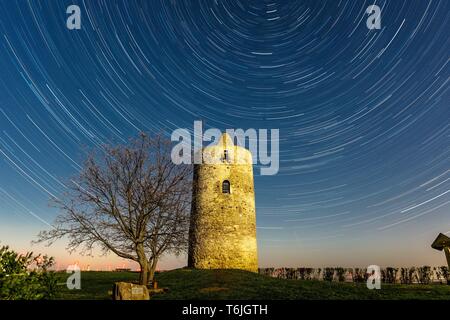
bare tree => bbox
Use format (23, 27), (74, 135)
(36, 133), (192, 285)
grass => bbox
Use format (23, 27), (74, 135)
(55, 268), (450, 300)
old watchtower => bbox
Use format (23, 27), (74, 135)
(187, 133), (258, 272)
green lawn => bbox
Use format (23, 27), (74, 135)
(55, 269), (450, 300)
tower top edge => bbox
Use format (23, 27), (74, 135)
(195, 132), (253, 164)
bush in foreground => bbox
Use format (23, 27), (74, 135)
(0, 245), (57, 299)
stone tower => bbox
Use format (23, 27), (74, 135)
(188, 133), (258, 272)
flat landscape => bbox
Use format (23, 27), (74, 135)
(56, 269), (450, 300)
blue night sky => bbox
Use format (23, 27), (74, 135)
(0, 0), (449, 270)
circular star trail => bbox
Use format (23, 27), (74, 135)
(0, 0), (448, 266)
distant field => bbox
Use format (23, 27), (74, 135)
(55, 269), (450, 300)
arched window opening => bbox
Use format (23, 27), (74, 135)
(223, 149), (229, 161)
(222, 180), (230, 194)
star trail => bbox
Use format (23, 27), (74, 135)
(0, 0), (449, 268)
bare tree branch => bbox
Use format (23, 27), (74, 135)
(36, 133), (192, 285)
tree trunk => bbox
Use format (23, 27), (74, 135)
(147, 258), (158, 284)
(136, 243), (150, 285)
(139, 260), (149, 285)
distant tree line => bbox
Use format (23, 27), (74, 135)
(259, 266), (450, 284)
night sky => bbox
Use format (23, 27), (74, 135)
(0, 0), (449, 269)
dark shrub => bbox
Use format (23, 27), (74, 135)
(335, 267), (345, 282)
(305, 268), (314, 280)
(323, 268), (334, 282)
(408, 267), (418, 284)
(0, 246), (57, 300)
(285, 268), (297, 279)
(417, 266), (431, 284)
(440, 266), (449, 284)
(384, 267), (398, 284)
(353, 268), (366, 282)
(400, 268), (411, 284)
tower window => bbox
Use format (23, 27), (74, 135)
(224, 149), (229, 161)
(222, 180), (230, 194)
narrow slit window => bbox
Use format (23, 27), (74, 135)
(224, 149), (229, 161)
(222, 180), (230, 194)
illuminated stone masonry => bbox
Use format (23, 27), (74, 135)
(188, 133), (258, 272)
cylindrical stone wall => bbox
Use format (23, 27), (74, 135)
(188, 134), (258, 272)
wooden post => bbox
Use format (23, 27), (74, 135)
(444, 247), (450, 268)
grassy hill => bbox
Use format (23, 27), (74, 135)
(56, 268), (450, 300)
